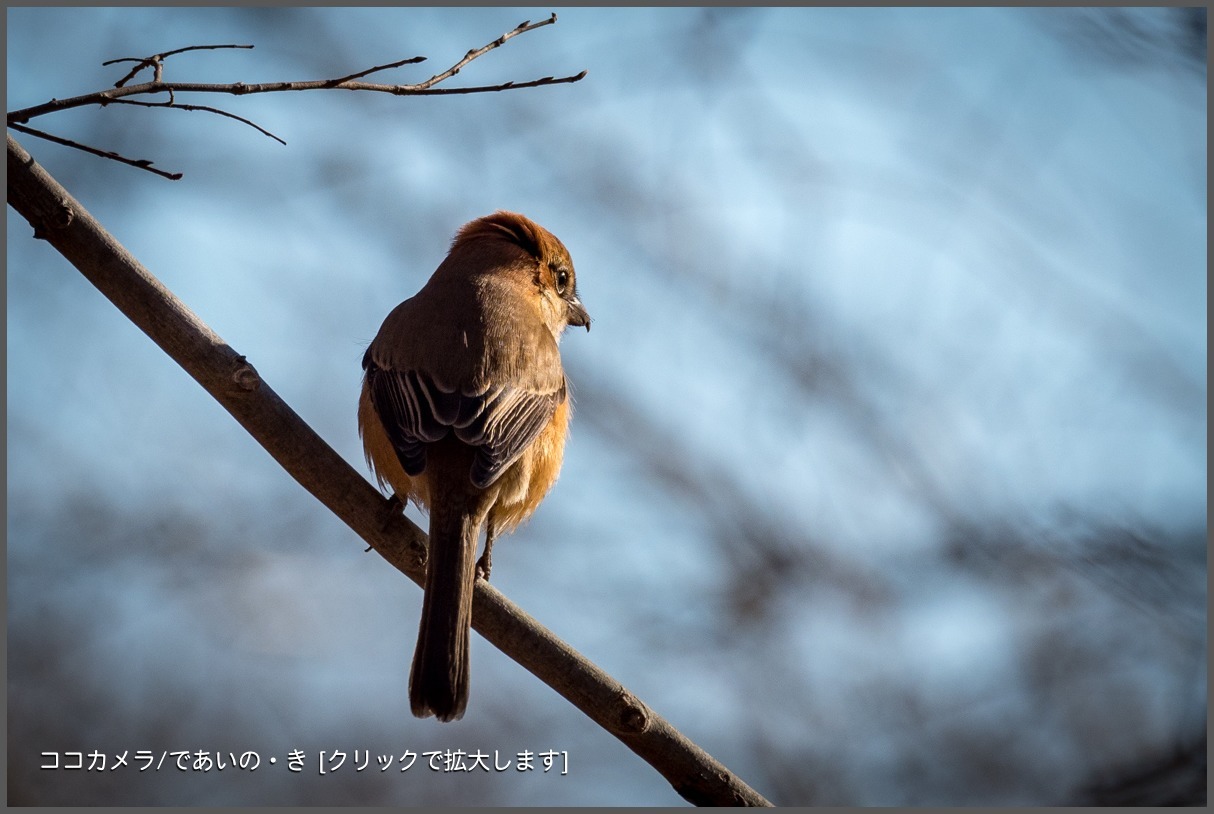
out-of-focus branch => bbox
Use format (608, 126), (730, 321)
(6, 15), (586, 179)
(1071, 732), (1206, 806)
(5, 133), (771, 808)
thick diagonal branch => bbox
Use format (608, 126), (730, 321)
(6, 133), (771, 807)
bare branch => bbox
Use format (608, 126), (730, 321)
(102, 42), (255, 66)
(9, 70), (588, 126)
(107, 97), (287, 145)
(412, 13), (558, 90)
(5, 18), (582, 180)
(104, 43), (255, 87)
(6, 18), (584, 126)
(6, 132), (773, 808)
(324, 55), (428, 85)
(397, 70), (589, 96)
(7, 122), (182, 180)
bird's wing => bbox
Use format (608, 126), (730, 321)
(456, 379), (565, 489)
(364, 353), (564, 489)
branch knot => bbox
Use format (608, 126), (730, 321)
(613, 689), (652, 734)
(231, 357), (262, 391)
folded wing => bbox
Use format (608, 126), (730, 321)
(364, 358), (563, 489)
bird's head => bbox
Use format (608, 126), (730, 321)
(449, 211), (590, 339)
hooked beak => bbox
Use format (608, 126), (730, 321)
(567, 297), (591, 331)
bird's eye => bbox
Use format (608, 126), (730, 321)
(555, 268), (570, 295)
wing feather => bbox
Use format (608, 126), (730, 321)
(364, 360), (562, 488)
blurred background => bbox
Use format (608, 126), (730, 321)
(6, 6), (1206, 806)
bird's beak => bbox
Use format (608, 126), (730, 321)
(567, 297), (591, 331)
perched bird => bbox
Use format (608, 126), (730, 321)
(358, 211), (589, 721)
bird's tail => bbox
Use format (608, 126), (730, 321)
(409, 491), (480, 722)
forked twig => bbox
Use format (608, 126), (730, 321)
(412, 14), (556, 90)
(6, 15), (585, 179)
(104, 43), (255, 87)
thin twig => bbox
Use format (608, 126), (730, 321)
(397, 71), (588, 96)
(107, 97), (286, 145)
(102, 42), (255, 66)
(104, 44), (254, 87)
(324, 55), (427, 86)
(7, 122), (182, 180)
(413, 13), (557, 90)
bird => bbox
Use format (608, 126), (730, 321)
(358, 211), (589, 722)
